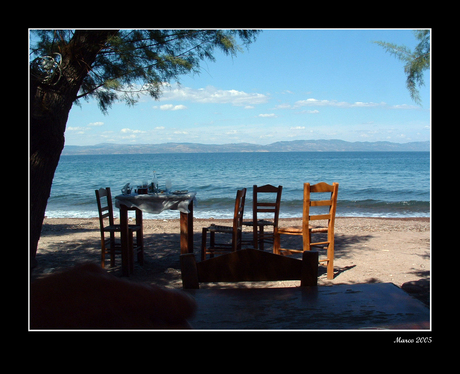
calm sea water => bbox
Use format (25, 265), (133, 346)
(46, 152), (430, 219)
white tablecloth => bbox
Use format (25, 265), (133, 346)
(115, 192), (196, 214)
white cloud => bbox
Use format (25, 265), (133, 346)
(121, 128), (146, 134)
(294, 98), (334, 107)
(293, 98), (386, 108)
(159, 85), (269, 106)
(296, 98), (323, 106)
(391, 104), (420, 110)
(274, 98), (398, 110)
(351, 101), (384, 107)
(156, 104), (187, 111)
(155, 126), (165, 130)
(172, 105), (187, 110)
(290, 98), (424, 110)
(258, 113), (277, 118)
(66, 122), (103, 134)
(67, 126), (86, 131)
(120, 127), (146, 139)
(290, 126), (305, 130)
(274, 103), (291, 109)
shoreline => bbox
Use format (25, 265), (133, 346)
(41, 216), (431, 231)
(44, 215), (430, 221)
(34, 216), (430, 306)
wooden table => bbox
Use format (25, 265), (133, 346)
(115, 192), (196, 276)
(185, 283), (430, 330)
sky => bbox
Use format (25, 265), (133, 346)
(63, 29), (431, 146)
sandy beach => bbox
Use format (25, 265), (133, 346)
(31, 216), (430, 306)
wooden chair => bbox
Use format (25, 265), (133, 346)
(95, 187), (144, 268)
(201, 188), (246, 261)
(181, 248), (318, 289)
(243, 184), (283, 250)
(274, 182), (339, 280)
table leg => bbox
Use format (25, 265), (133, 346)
(180, 201), (194, 254)
(119, 204), (131, 276)
(135, 208), (144, 265)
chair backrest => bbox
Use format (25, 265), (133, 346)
(180, 248), (318, 289)
(302, 182), (339, 248)
(95, 187), (115, 230)
(252, 184), (283, 225)
(233, 188), (247, 231)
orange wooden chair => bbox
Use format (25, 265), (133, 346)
(274, 182), (339, 279)
(201, 188), (247, 261)
(243, 184), (282, 250)
(95, 187), (143, 268)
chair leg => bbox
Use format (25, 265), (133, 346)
(273, 233), (280, 255)
(100, 238), (106, 268)
(135, 209), (144, 265)
(110, 232), (116, 267)
(136, 230), (144, 266)
(201, 227), (208, 261)
(326, 242), (334, 280)
(237, 229), (242, 251)
(129, 232), (134, 273)
(209, 231), (215, 258)
(303, 229), (310, 252)
(259, 225), (265, 251)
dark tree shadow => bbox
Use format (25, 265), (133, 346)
(34, 223), (429, 301)
(32, 228), (373, 289)
(40, 222), (99, 237)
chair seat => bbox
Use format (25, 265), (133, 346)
(207, 224), (234, 233)
(103, 224), (141, 232)
(278, 225), (329, 234)
(244, 219), (275, 227)
(278, 225), (302, 234)
(310, 227), (328, 233)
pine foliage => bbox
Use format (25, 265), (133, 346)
(373, 30), (430, 106)
(30, 30), (260, 113)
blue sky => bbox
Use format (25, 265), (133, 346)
(64, 29), (431, 146)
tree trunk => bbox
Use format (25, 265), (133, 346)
(30, 82), (74, 268)
(30, 30), (118, 268)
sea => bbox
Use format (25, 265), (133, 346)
(45, 152), (430, 220)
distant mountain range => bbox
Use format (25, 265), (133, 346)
(62, 139), (430, 155)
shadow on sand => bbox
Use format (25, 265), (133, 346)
(33, 229), (369, 285)
(32, 223), (430, 309)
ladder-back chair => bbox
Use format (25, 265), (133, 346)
(201, 188), (246, 261)
(243, 184), (282, 250)
(274, 182), (339, 279)
(95, 187), (144, 268)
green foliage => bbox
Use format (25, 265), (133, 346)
(373, 30), (430, 106)
(30, 30), (260, 113)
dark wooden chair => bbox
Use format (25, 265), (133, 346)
(95, 187), (144, 268)
(201, 188), (246, 261)
(181, 248), (318, 289)
(243, 184), (282, 250)
(274, 182), (339, 279)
